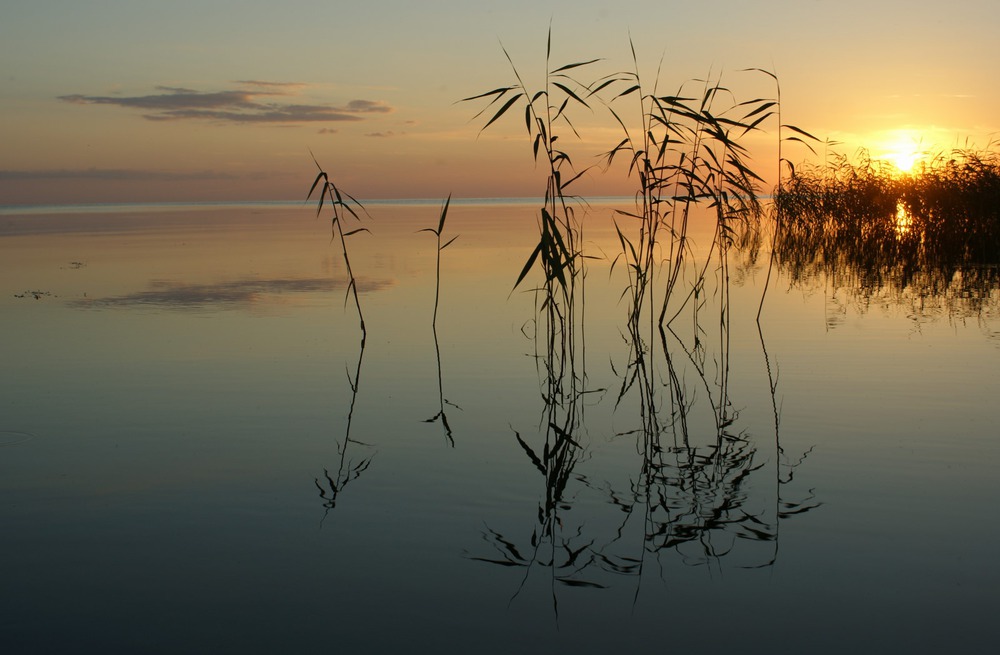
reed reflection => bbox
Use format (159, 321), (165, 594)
(423, 324), (460, 447)
(314, 334), (374, 523)
(601, 320), (816, 580)
(472, 315), (820, 611)
(471, 214), (603, 610)
(471, 241), (824, 615)
(472, 316), (603, 611)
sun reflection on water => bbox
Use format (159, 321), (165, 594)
(894, 201), (913, 238)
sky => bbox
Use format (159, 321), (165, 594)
(1, 0), (998, 205)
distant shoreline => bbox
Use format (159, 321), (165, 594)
(0, 197), (638, 216)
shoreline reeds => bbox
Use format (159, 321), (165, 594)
(774, 145), (1000, 317)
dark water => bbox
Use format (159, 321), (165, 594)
(1, 203), (997, 653)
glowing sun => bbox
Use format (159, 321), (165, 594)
(879, 130), (926, 173)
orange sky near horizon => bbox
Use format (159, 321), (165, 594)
(1, 0), (997, 206)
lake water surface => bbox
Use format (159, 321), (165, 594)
(2, 201), (998, 653)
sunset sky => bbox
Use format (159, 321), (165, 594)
(2, 0), (997, 205)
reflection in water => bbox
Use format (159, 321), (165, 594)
(423, 325), (461, 446)
(11, 203), (996, 649)
(758, 322), (821, 566)
(894, 201), (913, 237)
(314, 335), (374, 523)
(473, 377), (598, 613)
(601, 320), (818, 579)
(470, 238), (819, 613)
(72, 276), (392, 309)
(471, 257), (600, 612)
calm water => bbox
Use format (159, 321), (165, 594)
(1, 202), (998, 653)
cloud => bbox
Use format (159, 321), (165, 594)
(345, 99), (393, 113)
(364, 131), (396, 138)
(318, 128), (338, 134)
(59, 83), (393, 125)
(234, 80), (307, 90)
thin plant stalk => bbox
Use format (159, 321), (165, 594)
(419, 194), (457, 328)
(307, 155), (370, 336)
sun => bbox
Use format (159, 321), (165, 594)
(888, 149), (920, 173)
(877, 130), (926, 174)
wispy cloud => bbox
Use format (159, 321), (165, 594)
(234, 80), (307, 90)
(344, 99), (392, 114)
(59, 82), (393, 125)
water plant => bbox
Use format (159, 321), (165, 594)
(597, 57), (769, 333)
(308, 154), (370, 336)
(463, 33), (814, 605)
(462, 28), (597, 397)
(421, 195), (461, 446)
(419, 194), (458, 328)
(307, 29), (828, 604)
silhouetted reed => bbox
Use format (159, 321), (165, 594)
(308, 155), (370, 336)
(420, 196), (461, 446)
(305, 29), (827, 609)
(596, 57), (772, 332)
(463, 29), (600, 400)
(463, 33), (822, 609)
(775, 145), (1000, 319)
(419, 195), (458, 329)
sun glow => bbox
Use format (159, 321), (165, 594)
(877, 129), (927, 174)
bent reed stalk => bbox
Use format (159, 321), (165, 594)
(308, 155), (370, 336)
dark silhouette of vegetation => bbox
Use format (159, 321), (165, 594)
(458, 33), (822, 612)
(299, 30), (1000, 615)
(774, 145), (1000, 320)
(421, 195), (461, 446)
(419, 194), (458, 329)
(308, 154), (370, 337)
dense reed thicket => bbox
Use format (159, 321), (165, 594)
(775, 146), (1000, 315)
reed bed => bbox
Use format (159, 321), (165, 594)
(775, 146), (1000, 316)
(303, 34), (838, 607)
(465, 41), (786, 336)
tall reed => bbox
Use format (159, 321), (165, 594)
(419, 195), (457, 328)
(308, 155), (370, 336)
(463, 29), (597, 397)
(592, 53), (774, 339)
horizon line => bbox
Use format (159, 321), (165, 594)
(0, 196), (647, 216)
